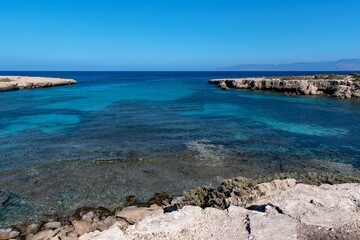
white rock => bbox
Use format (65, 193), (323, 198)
(44, 222), (61, 230)
(0, 228), (12, 240)
(9, 230), (20, 239)
(267, 183), (360, 228)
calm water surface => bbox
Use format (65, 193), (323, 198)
(1, 71), (360, 226)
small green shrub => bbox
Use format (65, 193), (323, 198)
(350, 72), (360, 81)
(299, 172), (360, 185)
(314, 74), (347, 80)
(0, 78), (12, 82)
(182, 177), (259, 209)
(180, 172), (360, 210)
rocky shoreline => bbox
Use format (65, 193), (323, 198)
(0, 76), (76, 92)
(209, 73), (360, 99)
(1, 173), (359, 240)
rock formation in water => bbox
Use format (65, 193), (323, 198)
(209, 74), (360, 99)
(0, 76), (76, 92)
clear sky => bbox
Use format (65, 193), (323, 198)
(0, 0), (359, 70)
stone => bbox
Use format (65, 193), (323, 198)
(247, 210), (298, 240)
(120, 206), (249, 239)
(266, 183), (360, 228)
(72, 221), (94, 236)
(218, 81), (229, 90)
(81, 217), (92, 224)
(59, 237), (78, 240)
(78, 230), (101, 240)
(67, 231), (79, 238)
(27, 229), (59, 240)
(9, 230), (20, 238)
(43, 222), (61, 230)
(103, 216), (116, 227)
(252, 178), (297, 205)
(94, 221), (107, 232)
(115, 204), (162, 224)
(25, 224), (41, 236)
(52, 226), (75, 239)
(0, 228), (12, 240)
(91, 225), (123, 240)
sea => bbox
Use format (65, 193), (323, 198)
(1, 71), (360, 227)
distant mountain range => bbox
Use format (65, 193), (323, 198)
(220, 58), (360, 71)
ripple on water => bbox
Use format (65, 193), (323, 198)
(255, 117), (348, 137)
(39, 81), (194, 111)
(0, 114), (80, 137)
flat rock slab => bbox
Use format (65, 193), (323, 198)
(115, 205), (163, 225)
(0, 76), (76, 92)
(266, 183), (360, 228)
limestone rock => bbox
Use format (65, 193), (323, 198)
(115, 204), (162, 224)
(72, 221), (94, 236)
(247, 209), (298, 240)
(209, 75), (360, 99)
(80, 181), (360, 240)
(253, 178), (297, 205)
(43, 222), (61, 230)
(82, 211), (95, 223)
(266, 183), (360, 228)
(78, 230), (101, 240)
(0, 76), (76, 92)
(25, 224), (41, 236)
(27, 229), (60, 240)
(0, 228), (12, 240)
(79, 222), (126, 240)
(9, 230), (20, 239)
(52, 226), (76, 239)
(123, 206), (249, 240)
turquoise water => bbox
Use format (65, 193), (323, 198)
(1, 71), (360, 227)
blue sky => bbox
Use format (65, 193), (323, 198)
(0, 0), (359, 70)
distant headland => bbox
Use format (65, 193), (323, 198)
(220, 58), (360, 71)
(0, 76), (76, 92)
(210, 73), (360, 99)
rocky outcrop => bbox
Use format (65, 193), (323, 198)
(209, 75), (360, 99)
(2, 180), (359, 239)
(79, 181), (360, 240)
(0, 76), (76, 92)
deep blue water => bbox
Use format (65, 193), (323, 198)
(1, 71), (360, 226)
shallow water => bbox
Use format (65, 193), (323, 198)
(1, 71), (360, 227)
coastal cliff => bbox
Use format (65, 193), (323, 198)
(209, 74), (360, 99)
(0, 76), (76, 92)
